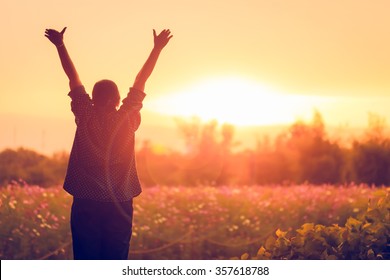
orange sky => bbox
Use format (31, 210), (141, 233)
(1, 0), (390, 153)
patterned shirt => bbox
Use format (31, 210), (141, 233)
(63, 86), (146, 202)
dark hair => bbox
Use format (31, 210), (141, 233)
(92, 79), (120, 109)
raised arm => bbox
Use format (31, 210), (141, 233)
(132, 29), (173, 92)
(45, 27), (82, 90)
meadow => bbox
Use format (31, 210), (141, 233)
(1, 183), (388, 260)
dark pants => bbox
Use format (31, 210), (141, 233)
(70, 197), (133, 260)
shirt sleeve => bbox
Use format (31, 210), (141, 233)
(119, 87), (146, 131)
(68, 86), (93, 124)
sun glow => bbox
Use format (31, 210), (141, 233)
(149, 77), (331, 126)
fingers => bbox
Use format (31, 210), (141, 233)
(44, 29), (57, 38)
(153, 29), (157, 38)
(44, 28), (66, 46)
(165, 29), (173, 40)
(44, 27), (66, 36)
(156, 29), (172, 39)
(162, 29), (171, 35)
(164, 29), (173, 41)
(44, 30), (52, 39)
(45, 28), (57, 33)
(155, 29), (171, 35)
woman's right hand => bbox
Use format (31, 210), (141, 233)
(153, 29), (173, 50)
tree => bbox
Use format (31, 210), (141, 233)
(174, 118), (237, 185)
(352, 113), (390, 185)
(0, 148), (68, 187)
(253, 111), (343, 184)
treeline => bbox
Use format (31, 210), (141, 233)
(137, 112), (390, 186)
(0, 149), (68, 187)
(1, 111), (390, 187)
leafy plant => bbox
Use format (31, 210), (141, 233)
(242, 189), (389, 260)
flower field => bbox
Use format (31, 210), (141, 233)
(0, 183), (389, 259)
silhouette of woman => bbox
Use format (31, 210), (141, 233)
(45, 27), (172, 259)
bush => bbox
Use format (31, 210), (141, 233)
(0, 148), (68, 187)
(240, 189), (390, 260)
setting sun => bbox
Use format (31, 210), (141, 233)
(2, 0), (390, 152)
(148, 77), (332, 126)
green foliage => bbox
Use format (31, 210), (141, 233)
(137, 111), (390, 187)
(137, 118), (237, 186)
(244, 189), (390, 260)
(0, 148), (68, 187)
(352, 140), (390, 185)
(253, 111), (344, 185)
(2, 111), (390, 187)
(1, 183), (386, 259)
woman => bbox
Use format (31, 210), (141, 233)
(45, 27), (172, 259)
